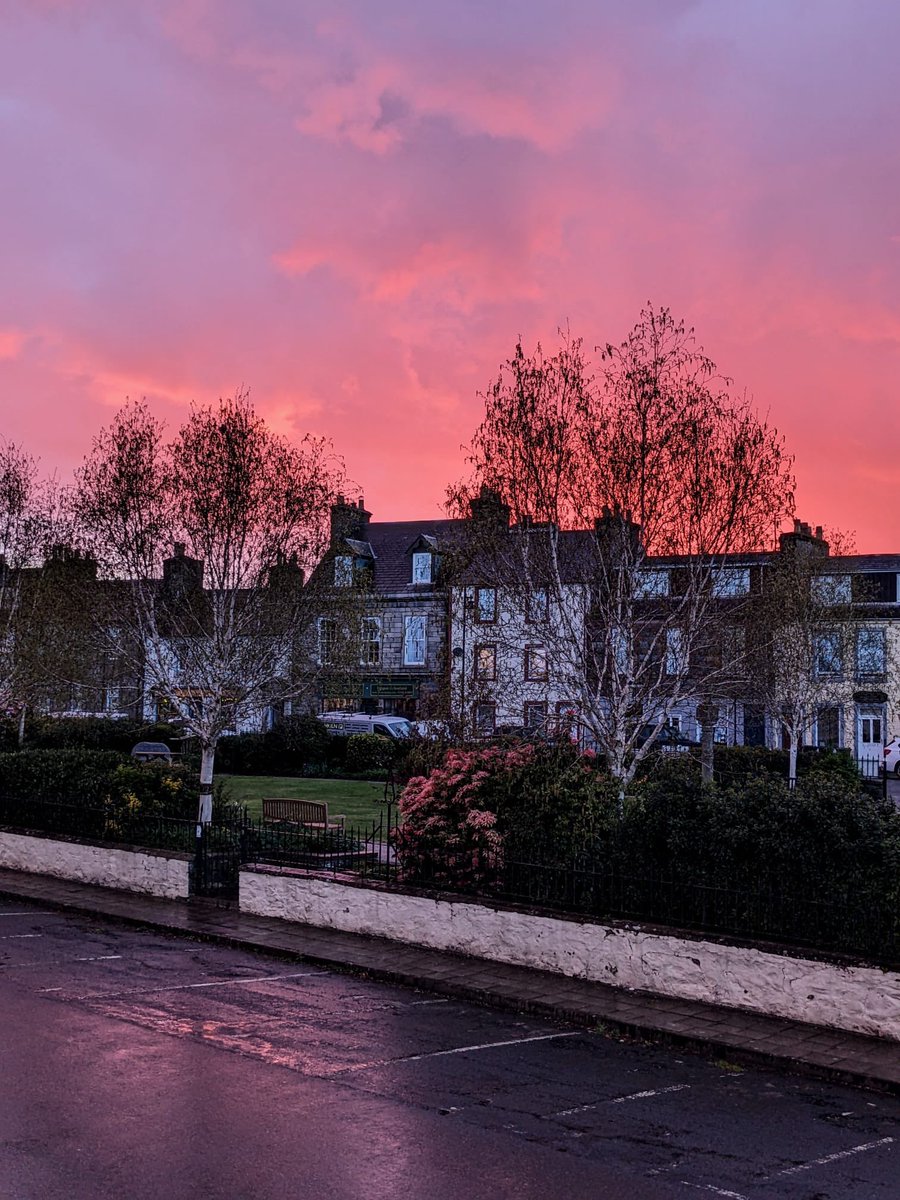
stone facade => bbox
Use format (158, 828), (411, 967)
(0, 830), (191, 899)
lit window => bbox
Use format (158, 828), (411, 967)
(334, 556), (353, 587)
(412, 553), (432, 585)
(474, 644), (496, 680)
(403, 615), (426, 666)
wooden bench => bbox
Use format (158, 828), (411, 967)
(261, 797), (345, 831)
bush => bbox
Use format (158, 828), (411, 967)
(8, 716), (182, 754)
(345, 733), (395, 774)
(0, 748), (200, 818)
(395, 744), (534, 889)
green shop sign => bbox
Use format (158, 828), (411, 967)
(362, 677), (420, 700)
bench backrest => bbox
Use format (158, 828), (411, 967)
(262, 797), (328, 825)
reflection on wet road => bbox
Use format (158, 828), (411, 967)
(0, 896), (897, 1199)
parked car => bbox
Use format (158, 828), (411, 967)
(883, 737), (900, 775)
(130, 741), (173, 763)
(319, 712), (413, 740)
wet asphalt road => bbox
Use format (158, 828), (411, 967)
(0, 897), (898, 1200)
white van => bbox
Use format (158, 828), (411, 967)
(319, 711), (413, 740)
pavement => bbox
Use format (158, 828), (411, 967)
(0, 866), (898, 1097)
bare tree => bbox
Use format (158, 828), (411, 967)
(75, 392), (348, 822)
(450, 308), (795, 795)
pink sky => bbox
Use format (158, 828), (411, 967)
(2, 1), (900, 550)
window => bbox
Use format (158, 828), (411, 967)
(524, 700), (548, 731)
(816, 705), (841, 749)
(475, 702), (496, 735)
(360, 617), (381, 666)
(318, 617), (337, 665)
(475, 588), (497, 623)
(814, 631), (843, 677)
(856, 628), (886, 676)
(474, 644), (496, 681)
(334, 555), (353, 587)
(524, 645), (548, 681)
(412, 553), (432, 585)
(633, 570), (670, 599)
(665, 628), (687, 675)
(852, 573), (897, 604)
(527, 588), (549, 622)
(403, 615), (426, 666)
(812, 574), (851, 605)
(711, 568), (750, 598)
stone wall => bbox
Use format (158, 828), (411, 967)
(240, 868), (900, 1042)
(0, 830), (191, 899)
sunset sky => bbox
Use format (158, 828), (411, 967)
(2, 1), (899, 550)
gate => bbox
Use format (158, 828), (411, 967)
(191, 817), (247, 900)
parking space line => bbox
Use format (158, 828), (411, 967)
(10, 954), (124, 968)
(333, 1030), (584, 1075)
(554, 1083), (691, 1117)
(73, 969), (330, 1001)
(680, 1184), (748, 1200)
(0, 911), (56, 917)
(772, 1137), (894, 1178)
(0, 933), (42, 939)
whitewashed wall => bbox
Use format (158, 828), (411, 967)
(0, 831), (191, 899)
(240, 869), (900, 1042)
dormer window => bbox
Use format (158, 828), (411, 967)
(334, 555), (354, 587)
(412, 552), (433, 585)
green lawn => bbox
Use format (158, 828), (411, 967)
(219, 775), (397, 826)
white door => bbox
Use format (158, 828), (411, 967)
(856, 705), (884, 776)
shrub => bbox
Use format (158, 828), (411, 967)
(0, 748), (199, 818)
(12, 716), (181, 754)
(345, 733), (395, 774)
(395, 744), (535, 889)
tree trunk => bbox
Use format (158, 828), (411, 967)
(697, 702), (719, 784)
(788, 734), (798, 791)
(16, 705), (26, 748)
(198, 743), (215, 824)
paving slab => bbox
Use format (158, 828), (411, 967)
(0, 866), (897, 1095)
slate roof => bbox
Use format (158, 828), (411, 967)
(359, 519), (464, 592)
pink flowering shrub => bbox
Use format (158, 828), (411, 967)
(395, 743), (536, 890)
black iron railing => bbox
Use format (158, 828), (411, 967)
(1, 794), (895, 966)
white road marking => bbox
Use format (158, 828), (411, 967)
(334, 1030), (584, 1075)
(773, 1137), (895, 1177)
(0, 933), (41, 939)
(680, 1184), (748, 1200)
(0, 911), (55, 917)
(554, 1083), (691, 1117)
(407, 998), (450, 1006)
(6, 953), (123, 969)
(74, 969), (329, 1001)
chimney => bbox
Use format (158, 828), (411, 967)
(330, 495), (371, 546)
(594, 504), (642, 558)
(268, 551), (305, 592)
(779, 519), (829, 558)
(163, 543), (204, 591)
(469, 485), (510, 535)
